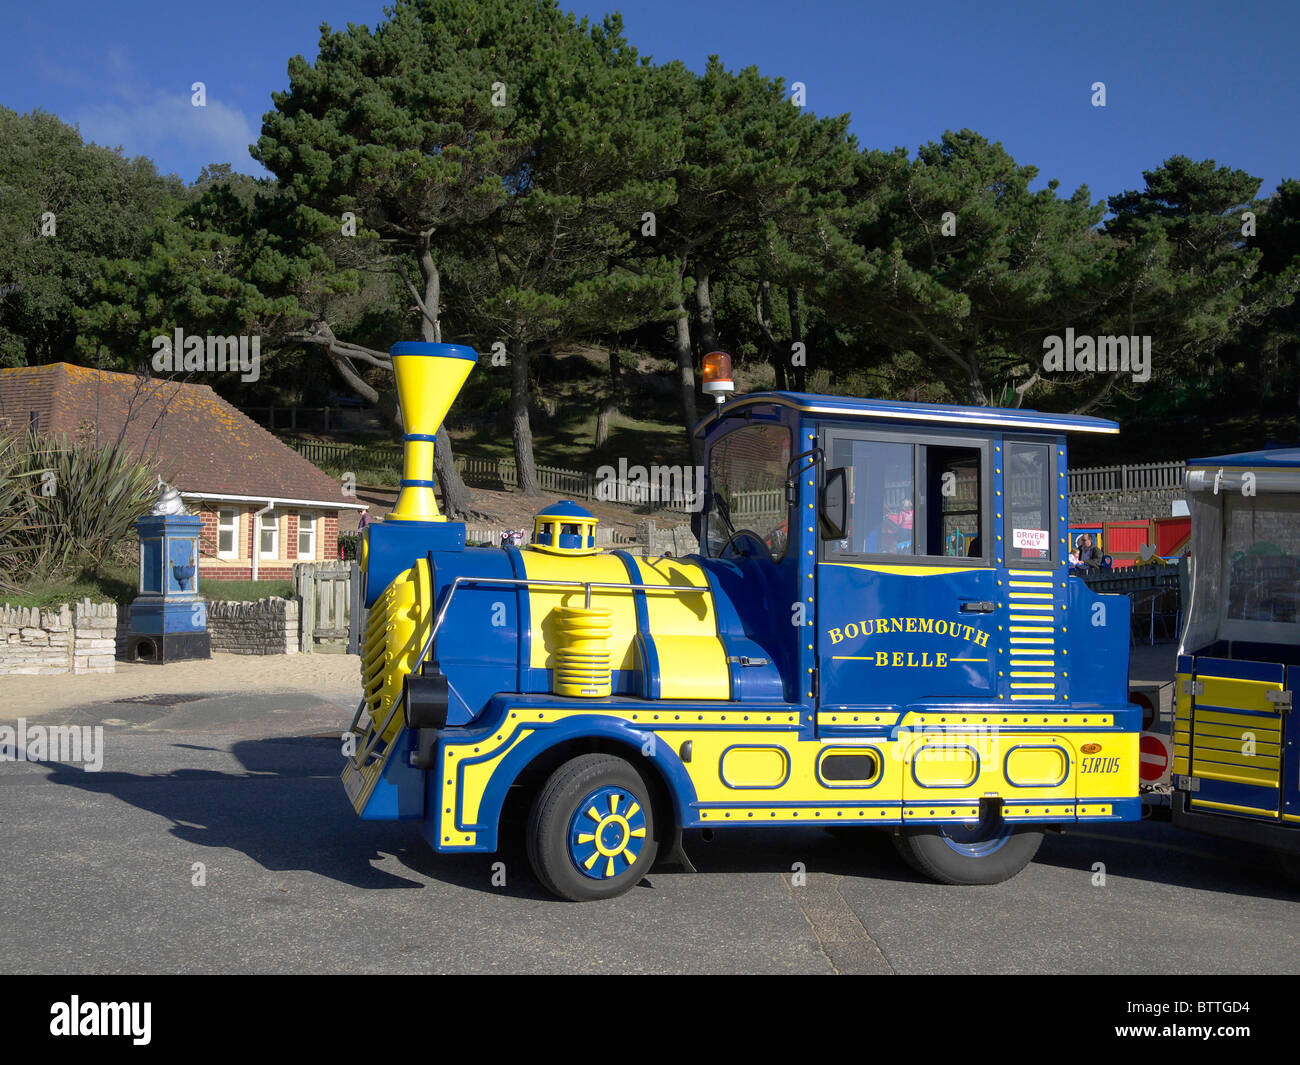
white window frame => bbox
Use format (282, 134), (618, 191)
(259, 509), (279, 560)
(297, 511), (316, 560)
(217, 508), (239, 559)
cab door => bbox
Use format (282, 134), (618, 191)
(815, 428), (999, 714)
(997, 437), (1071, 707)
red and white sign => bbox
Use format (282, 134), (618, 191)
(1139, 732), (1172, 784)
(1012, 528), (1049, 551)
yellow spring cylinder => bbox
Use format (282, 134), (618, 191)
(553, 606), (614, 698)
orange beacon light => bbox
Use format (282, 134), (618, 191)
(701, 350), (734, 404)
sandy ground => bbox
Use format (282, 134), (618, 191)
(2, 652), (362, 720)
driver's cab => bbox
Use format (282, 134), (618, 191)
(695, 393), (1125, 724)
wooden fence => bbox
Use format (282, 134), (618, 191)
(283, 438), (1186, 503)
(291, 561), (357, 654)
(1068, 460), (1185, 494)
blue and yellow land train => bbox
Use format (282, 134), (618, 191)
(343, 341), (1141, 900)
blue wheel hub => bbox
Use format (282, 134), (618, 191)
(568, 786), (647, 881)
(937, 813), (1013, 857)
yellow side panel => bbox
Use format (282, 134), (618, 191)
(1005, 745), (1069, 787)
(1189, 746), (1279, 770)
(1193, 719), (1280, 743)
(911, 745), (981, 787)
(720, 746), (789, 787)
(522, 553), (639, 671)
(664, 730), (902, 805)
(643, 634), (730, 700)
(631, 555), (717, 636)
(1193, 732), (1281, 757)
(1195, 708), (1282, 733)
(1198, 676), (1283, 715)
(1192, 798), (1278, 816)
(1076, 732), (1138, 800)
(1174, 672), (1192, 724)
(630, 556), (730, 699)
(1191, 759), (1278, 787)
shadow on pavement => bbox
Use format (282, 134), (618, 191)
(41, 729), (1300, 901)
(1036, 822), (1300, 901)
(39, 734), (549, 896)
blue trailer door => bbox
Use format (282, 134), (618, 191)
(1188, 656), (1286, 819)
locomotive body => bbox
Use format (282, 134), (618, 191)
(343, 341), (1142, 900)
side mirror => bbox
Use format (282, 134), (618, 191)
(820, 467), (848, 540)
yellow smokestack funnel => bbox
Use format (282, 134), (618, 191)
(387, 341), (478, 522)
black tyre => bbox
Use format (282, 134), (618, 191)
(891, 814), (1042, 886)
(526, 754), (659, 901)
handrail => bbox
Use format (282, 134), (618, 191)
(347, 574), (709, 769)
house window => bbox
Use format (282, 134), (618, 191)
(298, 512), (316, 559)
(217, 508), (239, 559)
(259, 510), (279, 559)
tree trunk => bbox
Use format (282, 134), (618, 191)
(757, 281), (787, 390)
(510, 340), (540, 495)
(788, 286), (805, 392)
(416, 249), (471, 518)
(594, 348), (622, 450)
(695, 264), (718, 352)
(673, 300), (702, 463)
(961, 335), (986, 405)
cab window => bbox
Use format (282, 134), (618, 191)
(705, 423), (791, 561)
(1005, 441), (1055, 566)
(823, 431), (987, 563)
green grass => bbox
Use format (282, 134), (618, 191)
(1, 564), (138, 609)
(202, 580), (292, 601)
(1, 567), (291, 609)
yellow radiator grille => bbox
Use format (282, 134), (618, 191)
(360, 559), (433, 745)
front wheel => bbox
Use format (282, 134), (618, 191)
(892, 814), (1042, 885)
(526, 754), (659, 901)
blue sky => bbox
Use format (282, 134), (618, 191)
(4, 0), (1298, 207)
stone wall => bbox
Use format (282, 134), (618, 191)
(0, 599), (118, 676)
(206, 597), (299, 655)
(1069, 488), (1184, 525)
(633, 520), (699, 557)
(72, 601), (118, 674)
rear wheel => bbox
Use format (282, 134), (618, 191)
(892, 812), (1042, 885)
(526, 754), (659, 901)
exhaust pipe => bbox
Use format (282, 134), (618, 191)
(387, 341), (478, 523)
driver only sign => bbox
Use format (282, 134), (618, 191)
(1012, 528), (1049, 552)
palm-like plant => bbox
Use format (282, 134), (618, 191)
(0, 429), (158, 593)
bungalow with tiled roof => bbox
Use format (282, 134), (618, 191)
(0, 363), (368, 580)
